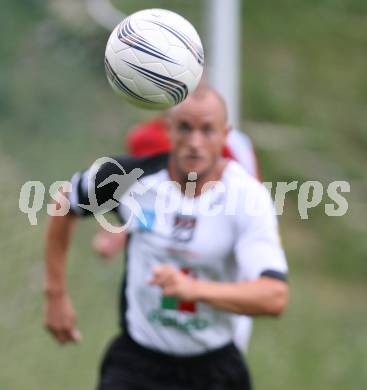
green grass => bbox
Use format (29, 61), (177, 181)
(0, 1), (366, 389)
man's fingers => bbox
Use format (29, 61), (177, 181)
(59, 330), (74, 344)
(149, 266), (177, 285)
(46, 324), (81, 344)
(163, 285), (177, 296)
(150, 272), (173, 286)
(153, 265), (175, 276)
(47, 327), (68, 344)
(43, 295), (80, 345)
(71, 329), (82, 342)
(61, 328), (81, 343)
(55, 329), (81, 344)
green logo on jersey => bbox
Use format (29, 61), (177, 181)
(148, 268), (209, 332)
(148, 308), (210, 333)
(161, 295), (197, 313)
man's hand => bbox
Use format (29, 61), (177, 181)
(149, 265), (288, 316)
(92, 230), (127, 259)
(149, 265), (199, 302)
(44, 293), (81, 344)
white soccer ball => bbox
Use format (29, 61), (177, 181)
(104, 8), (204, 109)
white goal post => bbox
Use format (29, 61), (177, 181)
(206, 0), (241, 128)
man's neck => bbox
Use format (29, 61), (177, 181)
(168, 158), (228, 198)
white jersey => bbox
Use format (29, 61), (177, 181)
(227, 129), (259, 179)
(226, 129), (259, 351)
(70, 154), (287, 356)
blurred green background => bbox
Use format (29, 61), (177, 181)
(0, 0), (366, 389)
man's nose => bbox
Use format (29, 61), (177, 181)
(186, 129), (204, 148)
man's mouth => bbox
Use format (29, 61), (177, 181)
(184, 155), (203, 161)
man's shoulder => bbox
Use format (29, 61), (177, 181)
(224, 160), (260, 189)
(69, 153), (170, 216)
(98, 153), (169, 178)
(224, 161), (272, 211)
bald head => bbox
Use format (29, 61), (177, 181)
(165, 84), (229, 182)
(167, 85), (228, 126)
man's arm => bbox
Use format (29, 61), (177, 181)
(43, 154), (160, 343)
(44, 192), (81, 344)
(150, 182), (289, 317)
(43, 157), (128, 344)
(150, 265), (288, 316)
(195, 277), (288, 316)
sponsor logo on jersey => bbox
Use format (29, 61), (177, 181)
(172, 214), (197, 242)
(147, 268), (211, 332)
(148, 309), (210, 333)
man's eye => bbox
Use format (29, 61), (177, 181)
(202, 125), (214, 135)
(178, 122), (191, 133)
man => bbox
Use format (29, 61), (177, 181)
(92, 114), (262, 352)
(93, 111), (262, 353)
(44, 86), (288, 389)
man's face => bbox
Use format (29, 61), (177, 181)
(167, 92), (228, 179)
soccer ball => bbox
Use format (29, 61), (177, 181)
(104, 8), (204, 109)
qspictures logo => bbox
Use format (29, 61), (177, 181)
(18, 157), (351, 232)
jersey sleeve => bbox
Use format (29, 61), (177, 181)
(234, 184), (288, 282)
(69, 156), (129, 216)
(68, 153), (169, 217)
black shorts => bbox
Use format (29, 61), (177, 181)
(98, 333), (252, 390)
